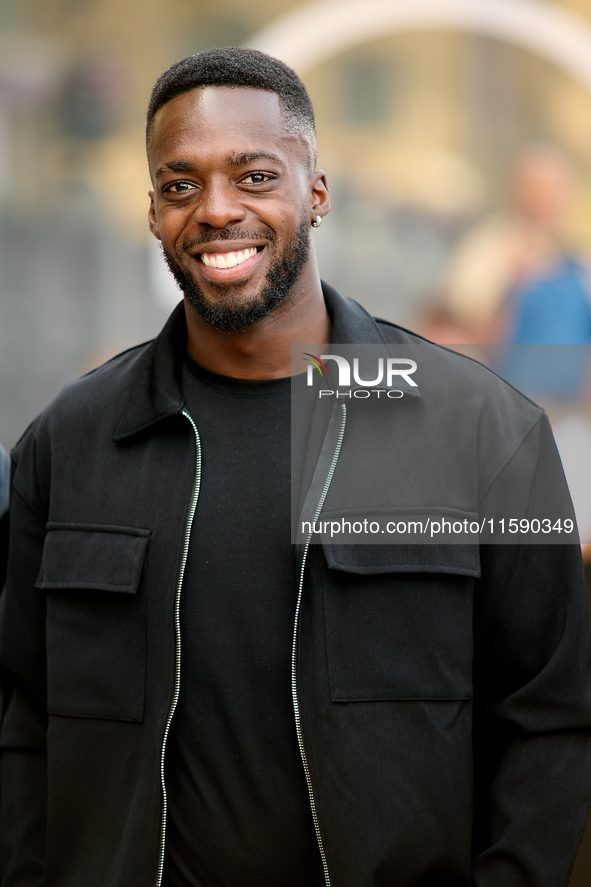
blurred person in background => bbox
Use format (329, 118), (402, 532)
(0, 444), (8, 728)
(445, 144), (591, 346)
(444, 145), (591, 565)
(0, 445), (9, 589)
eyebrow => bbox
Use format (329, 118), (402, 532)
(154, 152), (283, 179)
(225, 151), (283, 168)
(154, 159), (197, 178)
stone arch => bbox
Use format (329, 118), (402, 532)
(249, 0), (591, 91)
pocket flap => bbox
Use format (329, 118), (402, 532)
(36, 523), (151, 593)
(323, 542), (480, 578)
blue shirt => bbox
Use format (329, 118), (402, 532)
(500, 255), (591, 399)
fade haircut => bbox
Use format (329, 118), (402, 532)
(146, 47), (317, 168)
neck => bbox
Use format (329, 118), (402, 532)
(184, 275), (331, 380)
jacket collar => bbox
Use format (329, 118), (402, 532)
(323, 281), (392, 345)
(113, 300), (187, 441)
(113, 282), (412, 440)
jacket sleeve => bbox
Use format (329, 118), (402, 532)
(472, 414), (591, 886)
(0, 433), (48, 886)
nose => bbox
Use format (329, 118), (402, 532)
(192, 178), (246, 229)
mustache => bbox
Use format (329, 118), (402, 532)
(181, 228), (275, 251)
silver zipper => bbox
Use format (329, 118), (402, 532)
(154, 410), (202, 887)
(292, 401), (347, 887)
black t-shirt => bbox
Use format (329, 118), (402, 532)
(162, 356), (323, 887)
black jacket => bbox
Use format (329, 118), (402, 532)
(1, 284), (591, 887)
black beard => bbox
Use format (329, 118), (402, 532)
(161, 214), (310, 332)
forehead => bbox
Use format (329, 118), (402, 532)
(149, 86), (304, 171)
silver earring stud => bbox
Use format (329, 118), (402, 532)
(311, 215), (322, 228)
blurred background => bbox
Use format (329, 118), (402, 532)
(3, 0), (591, 447)
(2, 0), (591, 878)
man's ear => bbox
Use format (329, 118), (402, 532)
(148, 191), (161, 240)
(309, 171), (331, 224)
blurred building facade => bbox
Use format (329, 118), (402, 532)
(3, 0), (591, 446)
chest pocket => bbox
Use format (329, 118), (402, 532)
(35, 523), (151, 721)
(321, 543), (479, 702)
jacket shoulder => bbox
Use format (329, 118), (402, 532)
(375, 316), (543, 412)
(18, 340), (156, 444)
(9, 340), (158, 511)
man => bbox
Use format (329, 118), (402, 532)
(1, 48), (590, 887)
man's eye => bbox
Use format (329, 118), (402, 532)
(241, 172), (272, 185)
(164, 181), (196, 194)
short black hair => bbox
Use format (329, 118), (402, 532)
(146, 47), (317, 165)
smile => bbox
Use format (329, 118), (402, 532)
(200, 247), (259, 269)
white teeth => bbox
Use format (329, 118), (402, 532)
(201, 247), (257, 269)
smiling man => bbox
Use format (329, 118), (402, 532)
(1, 48), (591, 887)
(147, 57), (331, 378)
